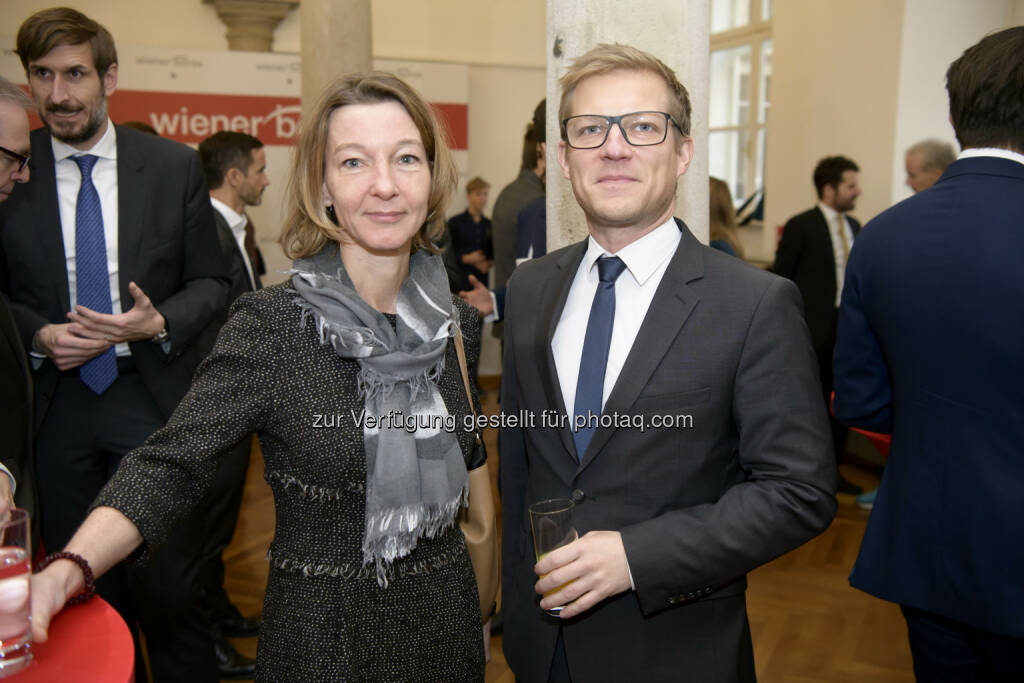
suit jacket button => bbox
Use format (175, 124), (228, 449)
(668, 596), (678, 605)
(570, 489), (584, 503)
(688, 592), (696, 599)
(704, 587), (712, 594)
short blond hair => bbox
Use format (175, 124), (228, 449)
(280, 72), (458, 260)
(465, 177), (489, 194)
(558, 44), (692, 141)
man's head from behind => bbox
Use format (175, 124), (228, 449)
(556, 44), (694, 244)
(200, 132), (269, 211)
(946, 27), (1024, 154)
(16, 7), (118, 149)
(0, 76), (34, 203)
(905, 139), (955, 193)
(813, 156), (860, 213)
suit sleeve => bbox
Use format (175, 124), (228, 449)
(620, 277), (837, 615)
(832, 241), (892, 432)
(151, 152), (230, 354)
(771, 217), (802, 278)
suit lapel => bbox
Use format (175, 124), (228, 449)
(536, 241), (586, 461)
(116, 127), (147, 303)
(30, 130), (71, 314)
(578, 220), (704, 472)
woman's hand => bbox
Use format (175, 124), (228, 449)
(29, 567), (74, 643)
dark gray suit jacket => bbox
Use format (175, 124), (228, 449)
(0, 125), (229, 423)
(500, 220), (837, 682)
(0, 292), (37, 527)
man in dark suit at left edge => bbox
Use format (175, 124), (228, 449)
(0, 8), (228, 682)
(0, 75), (38, 525)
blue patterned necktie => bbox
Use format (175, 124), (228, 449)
(73, 154), (118, 395)
(572, 255), (627, 460)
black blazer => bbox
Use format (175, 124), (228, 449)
(0, 125), (230, 423)
(500, 220), (836, 682)
(772, 206), (861, 352)
(196, 207), (260, 358)
(0, 293), (37, 524)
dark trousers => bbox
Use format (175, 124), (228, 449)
(198, 435), (252, 629)
(35, 370), (217, 683)
(547, 629), (572, 683)
(902, 606), (1024, 682)
(816, 309), (847, 464)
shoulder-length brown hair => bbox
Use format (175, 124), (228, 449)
(280, 72), (458, 260)
(709, 177), (745, 259)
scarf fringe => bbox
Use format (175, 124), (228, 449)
(363, 484), (470, 588)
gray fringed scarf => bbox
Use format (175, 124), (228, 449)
(290, 245), (468, 587)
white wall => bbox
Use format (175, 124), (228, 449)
(0, 0), (300, 52)
(889, 0), (1013, 204)
(763, 0), (1023, 261)
(762, 0), (906, 260)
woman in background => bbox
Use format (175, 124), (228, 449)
(29, 72), (488, 683)
(709, 176), (745, 259)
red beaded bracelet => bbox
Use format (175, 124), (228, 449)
(35, 551), (96, 605)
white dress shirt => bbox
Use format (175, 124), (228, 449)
(817, 202), (854, 307)
(552, 217), (682, 420)
(209, 197), (257, 290)
(52, 120), (129, 356)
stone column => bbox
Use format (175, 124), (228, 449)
(299, 0), (372, 114)
(546, 0), (710, 249)
(206, 0), (298, 52)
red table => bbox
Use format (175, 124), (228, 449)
(17, 596), (133, 682)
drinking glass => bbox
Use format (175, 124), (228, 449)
(529, 499), (577, 616)
(0, 509), (31, 676)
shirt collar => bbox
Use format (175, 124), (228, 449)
(958, 147), (1024, 167)
(210, 197), (249, 235)
(582, 216), (680, 286)
(51, 118), (117, 162)
(817, 201), (842, 224)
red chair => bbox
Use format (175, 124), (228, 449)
(830, 391), (892, 458)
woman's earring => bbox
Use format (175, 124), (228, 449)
(325, 205), (338, 225)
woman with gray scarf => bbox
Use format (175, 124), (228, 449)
(29, 73), (489, 682)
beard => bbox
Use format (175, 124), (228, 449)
(43, 97), (108, 146)
(835, 196), (857, 213)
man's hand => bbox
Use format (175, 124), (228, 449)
(0, 477), (13, 517)
(461, 249), (487, 266)
(34, 323), (111, 370)
(458, 275), (494, 317)
(66, 281), (165, 344)
(534, 530), (632, 619)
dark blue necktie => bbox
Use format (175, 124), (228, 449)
(572, 255), (627, 459)
(74, 154), (118, 395)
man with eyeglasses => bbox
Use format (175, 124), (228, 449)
(0, 8), (228, 683)
(0, 75), (37, 531)
(499, 44), (836, 683)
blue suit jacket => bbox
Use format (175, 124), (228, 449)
(833, 155), (1024, 638)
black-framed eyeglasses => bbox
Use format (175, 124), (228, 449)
(0, 145), (30, 173)
(562, 111), (684, 149)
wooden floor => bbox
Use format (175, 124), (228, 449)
(221, 377), (913, 682)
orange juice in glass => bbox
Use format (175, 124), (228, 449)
(529, 499), (576, 616)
